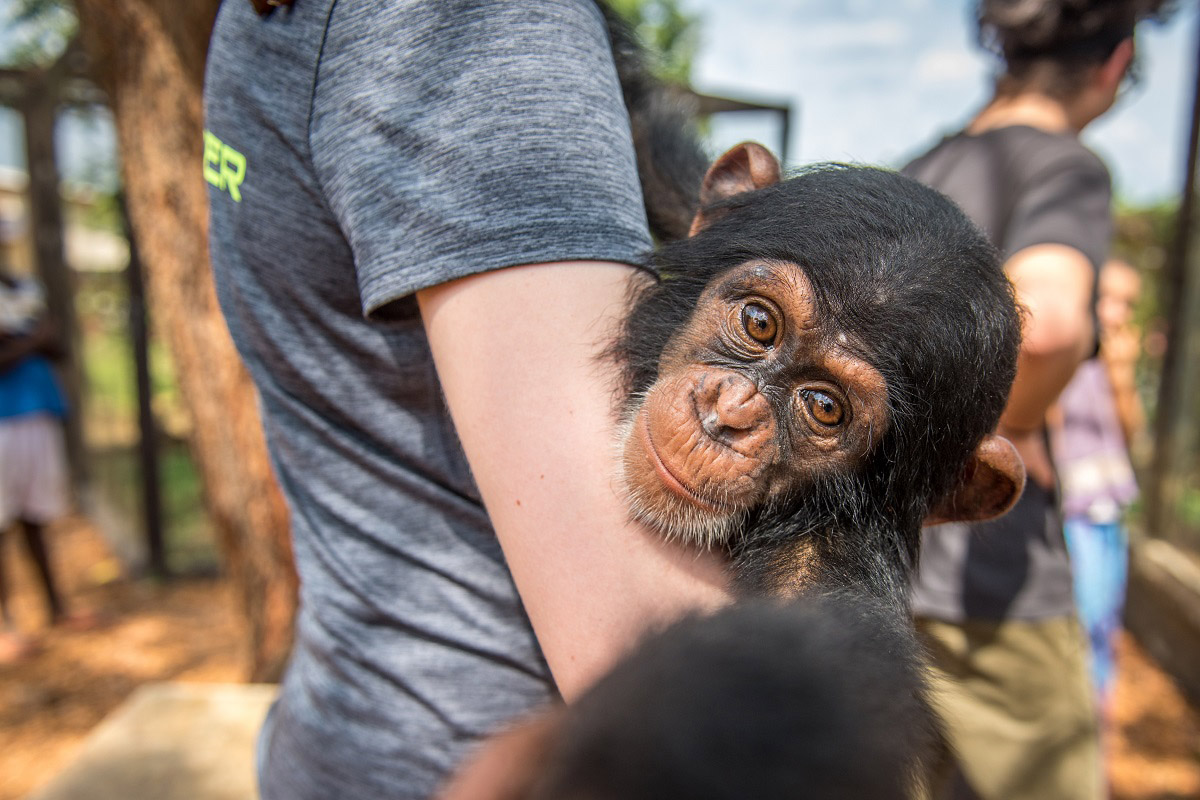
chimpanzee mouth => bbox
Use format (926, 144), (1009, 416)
(639, 415), (730, 514)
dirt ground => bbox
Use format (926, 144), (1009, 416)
(0, 517), (242, 800)
(0, 517), (1197, 800)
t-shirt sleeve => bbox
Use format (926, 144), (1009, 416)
(309, 0), (653, 316)
(1002, 147), (1112, 272)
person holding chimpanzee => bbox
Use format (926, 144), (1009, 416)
(902, 1), (1171, 798)
(206, 4), (728, 798)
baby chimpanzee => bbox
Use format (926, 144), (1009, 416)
(610, 143), (1025, 605)
(600, 5), (1023, 606)
(439, 594), (940, 800)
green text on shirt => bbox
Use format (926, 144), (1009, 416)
(203, 130), (246, 202)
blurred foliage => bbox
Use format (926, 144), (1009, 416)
(607, 0), (701, 85)
(1112, 201), (1176, 275)
(1112, 200), (1176, 335)
(77, 269), (216, 572)
(76, 270), (189, 438)
(89, 443), (217, 574)
(1180, 486), (1200, 531)
(66, 186), (121, 231)
(0, 0), (77, 68)
(1111, 202), (1171, 494)
(1113, 197), (1200, 545)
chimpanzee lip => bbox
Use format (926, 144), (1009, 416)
(639, 414), (729, 514)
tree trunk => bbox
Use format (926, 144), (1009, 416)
(72, 0), (298, 682)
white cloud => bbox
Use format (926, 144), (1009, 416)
(791, 18), (912, 50)
(914, 47), (985, 85)
(1091, 115), (1153, 148)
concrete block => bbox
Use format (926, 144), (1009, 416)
(27, 682), (277, 800)
(1125, 538), (1200, 707)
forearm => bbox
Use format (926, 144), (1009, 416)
(1102, 329), (1145, 445)
(418, 261), (730, 699)
(1000, 339), (1091, 434)
(1106, 363), (1145, 445)
(1001, 243), (1095, 434)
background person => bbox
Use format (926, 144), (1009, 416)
(0, 265), (72, 663)
(902, 1), (1170, 797)
(1052, 258), (1144, 716)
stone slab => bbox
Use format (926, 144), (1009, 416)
(27, 682), (277, 800)
(1125, 537), (1200, 707)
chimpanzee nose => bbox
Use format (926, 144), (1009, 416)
(695, 373), (775, 454)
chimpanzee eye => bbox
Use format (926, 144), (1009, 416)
(801, 389), (844, 427)
(741, 303), (778, 345)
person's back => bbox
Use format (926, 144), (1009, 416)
(905, 124), (1109, 623)
(900, 1), (1172, 797)
(206, 3), (686, 796)
(905, 125), (1110, 280)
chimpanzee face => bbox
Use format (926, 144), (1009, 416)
(612, 143), (1025, 599)
(619, 259), (891, 548)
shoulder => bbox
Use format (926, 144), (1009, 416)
(322, 0), (608, 59)
(1004, 128), (1110, 190)
(900, 131), (964, 179)
(1003, 130), (1112, 270)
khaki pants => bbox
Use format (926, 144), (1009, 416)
(918, 616), (1102, 800)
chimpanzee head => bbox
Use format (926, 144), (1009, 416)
(438, 595), (941, 800)
(613, 144), (1024, 601)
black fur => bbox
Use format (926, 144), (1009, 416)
(528, 595), (941, 800)
(599, 4), (1020, 604)
(615, 165), (1020, 604)
(599, 3), (707, 241)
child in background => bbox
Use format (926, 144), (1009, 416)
(0, 263), (72, 663)
(1053, 259), (1144, 715)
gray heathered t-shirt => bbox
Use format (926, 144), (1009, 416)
(203, 2), (651, 797)
(902, 125), (1112, 622)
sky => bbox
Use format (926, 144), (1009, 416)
(688, 0), (1198, 206)
(0, 1), (1195, 205)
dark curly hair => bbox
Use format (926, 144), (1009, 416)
(978, 0), (1175, 97)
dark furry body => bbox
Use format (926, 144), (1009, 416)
(529, 594), (940, 800)
(602, 8), (1021, 606)
(618, 167), (1020, 604)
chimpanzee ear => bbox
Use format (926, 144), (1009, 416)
(924, 434), (1026, 526)
(688, 142), (782, 236)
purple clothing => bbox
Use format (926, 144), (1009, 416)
(1055, 359), (1137, 522)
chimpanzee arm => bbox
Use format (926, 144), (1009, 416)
(417, 262), (731, 699)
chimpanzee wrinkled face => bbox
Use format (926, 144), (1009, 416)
(612, 145), (1024, 602)
(619, 260), (891, 546)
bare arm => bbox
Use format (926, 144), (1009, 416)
(417, 261), (731, 699)
(1100, 324), (1145, 446)
(999, 243), (1095, 486)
